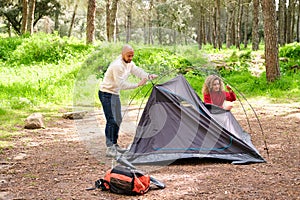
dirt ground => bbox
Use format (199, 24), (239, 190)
(0, 99), (299, 200)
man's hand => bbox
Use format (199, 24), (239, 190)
(148, 74), (158, 80)
(138, 78), (147, 87)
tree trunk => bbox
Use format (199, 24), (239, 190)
(27, 0), (36, 35)
(68, 3), (78, 37)
(197, 4), (205, 49)
(297, 0), (300, 42)
(286, 0), (292, 43)
(261, 0), (280, 82)
(86, 0), (96, 45)
(290, 0), (296, 43)
(54, 9), (60, 31)
(226, 3), (234, 48)
(243, 0), (251, 48)
(278, 0), (286, 46)
(235, 0), (243, 49)
(148, 0), (154, 45)
(21, 0), (28, 35)
(143, 21), (147, 44)
(215, 0), (221, 49)
(105, 0), (119, 42)
(207, 7), (213, 45)
(231, 7), (236, 46)
(202, 7), (207, 45)
(157, 8), (162, 45)
(125, 0), (134, 43)
(197, 19), (202, 49)
(213, 5), (217, 48)
(115, 18), (119, 41)
(252, 0), (260, 50)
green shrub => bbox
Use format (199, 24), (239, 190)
(279, 43), (300, 75)
(0, 108), (6, 116)
(239, 50), (252, 61)
(228, 51), (239, 62)
(0, 36), (23, 61)
(9, 33), (92, 65)
(279, 43), (300, 59)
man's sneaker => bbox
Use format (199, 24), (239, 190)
(106, 146), (117, 157)
(114, 144), (127, 153)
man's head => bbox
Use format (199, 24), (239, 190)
(122, 45), (134, 63)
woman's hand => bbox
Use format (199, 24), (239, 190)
(226, 85), (233, 92)
(224, 101), (234, 110)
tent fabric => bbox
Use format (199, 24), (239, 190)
(124, 75), (265, 164)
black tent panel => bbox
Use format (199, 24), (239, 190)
(125, 75), (265, 164)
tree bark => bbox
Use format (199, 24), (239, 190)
(278, 0), (286, 46)
(202, 6), (207, 45)
(125, 0), (133, 43)
(106, 0), (110, 41)
(213, 4), (217, 48)
(235, 0), (243, 49)
(86, 0), (96, 44)
(21, 0), (28, 35)
(207, 6), (213, 45)
(252, 0), (260, 50)
(197, 19), (202, 49)
(261, 0), (280, 82)
(243, 0), (251, 48)
(290, 0), (296, 43)
(68, 3), (78, 37)
(27, 0), (36, 35)
(197, 4), (205, 49)
(231, 7), (236, 46)
(297, 0), (300, 42)
(106, 0), (119, 42)
(148, 0), (154, 45)
(285, 0), (294, 43)
(215, 0), (221, 49)
(54, 9), (60, 31)
(225, 3), (234, 48)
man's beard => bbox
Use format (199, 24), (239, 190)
(124, 60), (131, 63)
(123, 58), (131, 63)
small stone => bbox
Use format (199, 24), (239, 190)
(24, 113), (45, 129)
(62, 111), (88, 120)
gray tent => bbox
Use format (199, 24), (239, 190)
(125, 75), (265, 164)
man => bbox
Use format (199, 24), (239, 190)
(99, 45), (158, 157)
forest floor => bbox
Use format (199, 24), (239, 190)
(0, 98), (299, 200)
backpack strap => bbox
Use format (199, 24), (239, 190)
(150, 176), (166, 189)
(85, 179), (110, 191)
(96, 178), (110, 190)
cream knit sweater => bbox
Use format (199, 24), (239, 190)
(100, 55), (149, 95)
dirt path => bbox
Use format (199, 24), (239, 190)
(0, 99), (300, 200)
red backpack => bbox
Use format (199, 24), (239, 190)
(96, 165), (151, 195)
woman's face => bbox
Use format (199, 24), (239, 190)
(212, 79), (221, 92)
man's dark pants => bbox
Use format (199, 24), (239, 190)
(98, 91), (122, 147)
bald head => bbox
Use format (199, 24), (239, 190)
(122, 45), (134, 63)
(122, 45), (134, 54)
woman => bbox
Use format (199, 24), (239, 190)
(202, 75), (236, 110)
